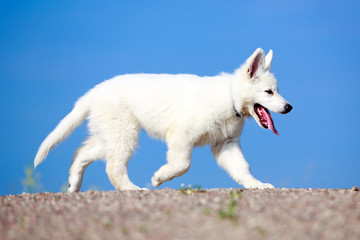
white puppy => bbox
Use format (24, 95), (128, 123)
(34, 48), (292, 192)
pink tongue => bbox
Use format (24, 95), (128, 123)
(261, 107), (279, 135)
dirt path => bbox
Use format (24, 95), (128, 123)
(1, 188), (359, 240)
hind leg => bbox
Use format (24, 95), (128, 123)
(68, 136), (105, 193)
(104, 122), (141, 191)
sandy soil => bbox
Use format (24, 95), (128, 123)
(1, 188), (359, 240)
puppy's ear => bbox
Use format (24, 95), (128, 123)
(264, 49), (273, 71)
(246, 48), (265, 78)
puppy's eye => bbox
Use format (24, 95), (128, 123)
(265, 89), (273, 95)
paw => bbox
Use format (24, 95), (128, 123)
(243, 179), (275, 189)
(257, 183), (275, 189)
(151, 176), (162, 187)
(67, 182), (81, 193)
(67, 187), (77, 193)
(116, 184), (143, 191)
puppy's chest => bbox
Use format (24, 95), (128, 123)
(195, 117), (244, 146)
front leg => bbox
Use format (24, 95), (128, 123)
(151, 137), (192, 187)
(212, 139), (274, 189)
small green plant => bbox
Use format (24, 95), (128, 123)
(17, 216), (25, 229)
(138, 224), (148, 233)
(102, 217), (114, 230)
(218, 190), (243, 221)
(179, 184), (206, 195)
(21, 166), (43, 193)
(163, 208), (171, 215)
(202, 208), (211, 215)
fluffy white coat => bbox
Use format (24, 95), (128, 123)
(34, 48), (292, 192)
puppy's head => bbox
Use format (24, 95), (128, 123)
(235, 48), (292, 135)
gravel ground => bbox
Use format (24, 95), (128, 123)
(1, 188), (359, 240)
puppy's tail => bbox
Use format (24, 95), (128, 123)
(34, 96), (90, 168)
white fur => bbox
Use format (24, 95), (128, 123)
(34, 48), (291, 192)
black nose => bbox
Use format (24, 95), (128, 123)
(283, 104), (293, 114)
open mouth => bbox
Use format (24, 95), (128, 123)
(254, 103), (279, 135)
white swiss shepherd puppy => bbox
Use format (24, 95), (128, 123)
(34, 48), (292, 192)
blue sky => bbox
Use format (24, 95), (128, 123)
(1, 1), (359, 195)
